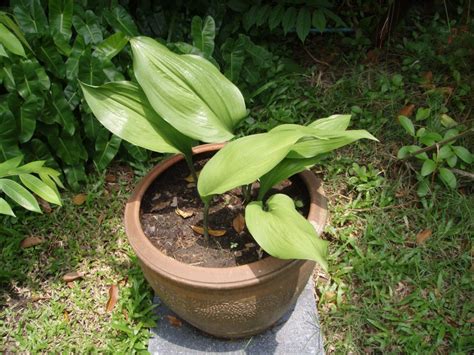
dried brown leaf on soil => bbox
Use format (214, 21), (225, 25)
(416, 229), (432, 245)
(175, 208), (194, 219)
(151, 201), (169, 212)
(190, 225), (226, 237)
(20, 236), (44, 248)
(105, 174), (117, 183)
(399, 104), (415, 117)
(72, 194), (87, 206)
(166, 315), (182, 327)
(106, 284), (119, 312)
(62, 271), (84, 282)
(38, 198), (52, 213)
(232, 213), (246, 233)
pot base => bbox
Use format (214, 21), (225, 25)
(148, 278), (325, 353)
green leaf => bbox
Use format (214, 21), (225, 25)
(80, 81), (194, 155)
(255, 5), (271, 26)
(0, 197), (15, 216)
(268, 4), (284, 30)
(439, 168), (457, 189)
(398, 115), (415, 136)
(221, 37), (245, 82)
(72, 10), (103, 45)
(242, 5), (258, 31)
(93, 134), (121, 171)
(309, 114), (351, 131)
(191, 16), (215, 58)
(287, 130), (377, 159)
(19, 173), (61, 205)
(65, 36), (85, 81)
(78, 48), (106, 85)
(0, 156), (23, 176)
(49, 0), (73, 42)
(397, 145), (428, 160)
(415, 107), (430, 121)
(13, 0), (49, 35)
(0, 12), (33, 52)
(19, 95), (43, 143)
(0, 178), (41, 212)
(420, 132), (442, 146)
(282, 7), (297, 35)
(124, 142), (149, 162)
(258, 156), (320, 200)
(312, 10), (327, 31)
(130, 36), (247, 143)
(246, 194), (328, 270)
(0, 111), (21, 161)
(94, 32), (128, 61)
(0, 23), (26, 57)
(438, 145), (454, 160)
(452, 146), (472, 164)
(63, 164), (86, 191)
(446, 154), (457, 167)
(296, 8), (311, 42)
(48, 134), (87, 165)
(416, 179), (429, 197)
(104, 5), (139, 37)
(198, 130), (305, 200)
(440, 114), (457, 128)
(12, 60), (47, 99)
(421, 159), (436, 176)
(46, 84), (75, 135)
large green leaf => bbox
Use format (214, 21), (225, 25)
(64, 164), (86, 191)
(93, 32), (128, 61)
(49, 0), (73, 54)
(48, 134), (87, 165)
(0, 197), (15, 216)
(0, 156), (23, 176)
(0, 12), (33, 52)
(130, 36), (247, 143)
(65, 36), (85, 80)
(282, 7), (297, 35)
(198, 130), (305, 200)
(12, 60), (46, 99)
(287, 130), (377, 158)
(13, 0), (49, 35)
(72, 10), (102, 45)
(296, 7), (311, 42)
(80, 81), (194, 155)
(191, 16), (215, 58)
(103, 5), (139, 37)
(0, 111), (21, 161)
(221, 36), (245, 82)
(18, 95), (43, 143)
(77, 48), (106, 85)
(246, 194), (328, 269)
(0, 23), (26, 57)
(36, 38), (66, 79)
(258, 156), (321, 200)
(46, 84), (75, 135)
(0, 178), (41, 212)
(19, 173), (61, 205)
(93, 134), (121, 171)
(309, 114), (351, 131)
(268, 4), (284, 30)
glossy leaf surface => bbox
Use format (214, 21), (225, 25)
(246, 194), (328, 270)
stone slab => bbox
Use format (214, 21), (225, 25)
(148, 279), (324, 354)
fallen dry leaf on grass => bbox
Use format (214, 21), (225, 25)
(20, 236), (44, 248)
(105, 174), (117, 183)
(166, 315), (182, 327)
(106, 284), (119, 312)
(399, 104), (415, 117)
(416, 229), (432, 245)
(191, 225), (226, 237)
(72, 194), (87, 206)
(175, 208), (194, 219)
(232, 213), (245, 233)
(62, 271), (84, 282)
(63, 310), (70, 323)
(38, 198), (52, 213)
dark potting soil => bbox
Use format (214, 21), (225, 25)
(140, 152), (310, 268)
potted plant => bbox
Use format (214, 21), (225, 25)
(80, 36), (376, 338)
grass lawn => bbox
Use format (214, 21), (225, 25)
(1, 13), (473, 353)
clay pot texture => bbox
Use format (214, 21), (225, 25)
(124, 143), (328, 338)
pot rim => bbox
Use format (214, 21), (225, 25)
(124, 143), (328, 289)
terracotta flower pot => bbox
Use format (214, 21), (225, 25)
(124, 143), (328, 338)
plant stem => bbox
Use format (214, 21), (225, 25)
(184, 154), (198, 183)
(401, 128), (473, 160)
(202, 200), (210, 241)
